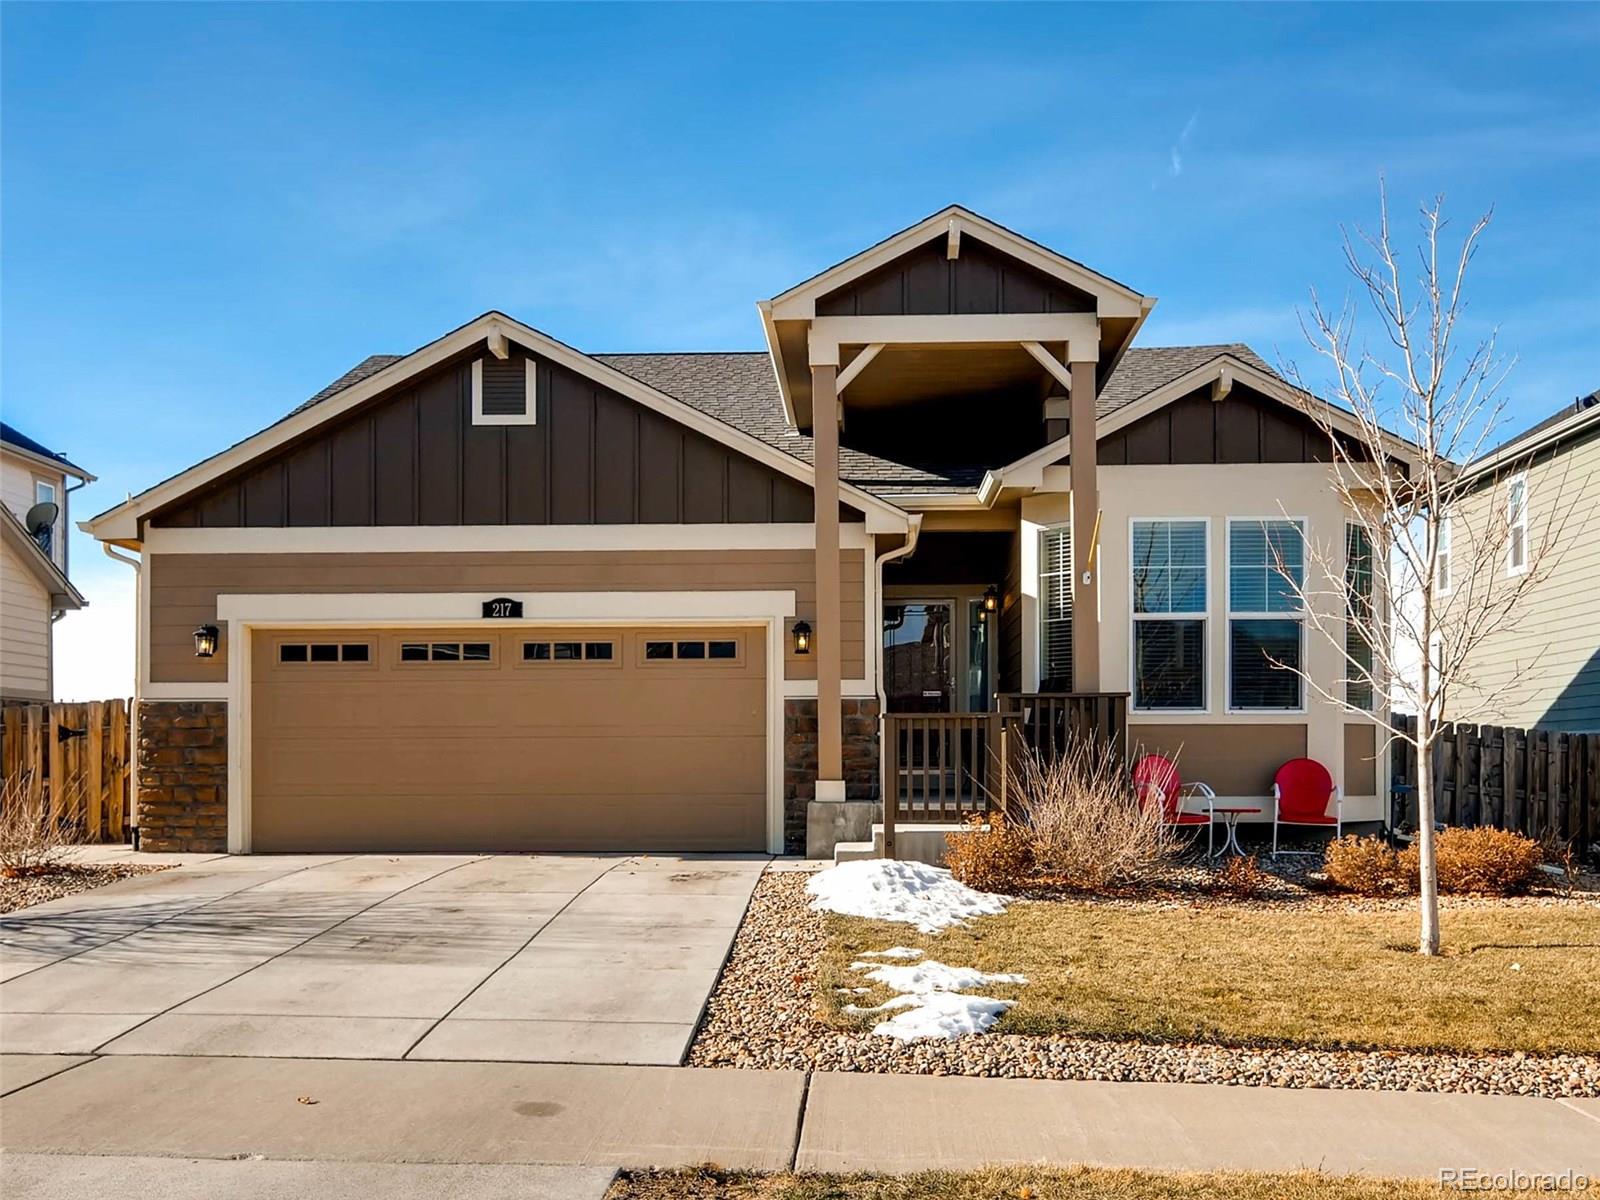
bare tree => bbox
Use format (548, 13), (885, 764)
(1280, 185), (1572, 955)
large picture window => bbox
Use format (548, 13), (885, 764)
(1228, 518), (1305, 710)
(1131, 519), (1207, 710)
(1039, 525), (1073, 690)
(1345, 523), (1375, 710)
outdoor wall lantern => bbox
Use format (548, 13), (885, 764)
(981, 585), (999, 617)
(792, 620), (812, 655)
(193, 624), (219, 658)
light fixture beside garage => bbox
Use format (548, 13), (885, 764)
(792, 620), (812, 655)
(193, 624), (219, 658)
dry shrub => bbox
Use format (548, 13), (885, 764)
(1210, 853), (1270, 900)
(0, 771), (85, 877)
(1324, 834), (1405, 895)
(1004, 739), (1176, 892)
(1401, 827), (1545, 896)
(944, 809), (1034, 894)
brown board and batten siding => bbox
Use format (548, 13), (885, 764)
(816, 235), (1097, 317)
(146, 548), (867, 685)
(1097, 384), (1368, 466)
(156, 349), (829, 529)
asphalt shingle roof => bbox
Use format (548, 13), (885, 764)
(0, 421), (91, 478)
(290, 342), (1282, 498)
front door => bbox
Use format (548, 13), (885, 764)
(883, 601), (953, 712)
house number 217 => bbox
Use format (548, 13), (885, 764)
(482, 597), (523, 619)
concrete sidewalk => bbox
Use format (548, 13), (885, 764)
(2, 1053), (1597, 1182)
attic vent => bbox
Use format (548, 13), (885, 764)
(472, 355), (537, 425)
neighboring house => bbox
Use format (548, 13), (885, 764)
(1442, 390), (1600, 732)
(83, 206), (1421, 856)
(1, 423), (92, 702)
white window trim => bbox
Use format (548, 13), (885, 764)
(1225, 516), (1308, 715)
(1505, 474), (1528, 577)
(1037, 523), (1073, 689)
(1435, 514), (1453, 596)
(471, 357), (538, 426)
(1128, 517), (1210, 715)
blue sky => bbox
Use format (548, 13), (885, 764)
(3, 2), (1596, 698)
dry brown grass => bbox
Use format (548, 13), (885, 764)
(0, 771), (85, 878)
(608, 1165), (1559, 1199)
(819, 899), (1600, 1053)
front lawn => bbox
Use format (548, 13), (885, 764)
(820, 899), (1600, 1054)
(610, 1166), (1558, 1199)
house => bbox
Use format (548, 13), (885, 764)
(82, 206), (1421, 857)
(1, 423), (91, 703)
(1441, 390), (1600, 732)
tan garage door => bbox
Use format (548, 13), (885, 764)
(250, 626), (767, 852)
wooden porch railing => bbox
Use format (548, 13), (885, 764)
(880, 692), (1128, 859)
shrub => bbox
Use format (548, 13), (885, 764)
(0, 771), (85, 878)
(1401, 827), (1545, 896)
(1323, 834), (1405, 895)
(944, 809), (1034, 894)
(1003, 739), (1175, 892)
(1210, 853), (1270, 900)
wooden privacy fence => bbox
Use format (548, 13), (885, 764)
(881, 693), (1129, 859)
(0, 699), (132, 842)
(1391, 714), (1598, 864)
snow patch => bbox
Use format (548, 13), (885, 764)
(805, 860), (1009, 933)
(851, 959), (1027, 994)
(856, 946), (924, 959)
(847, 991), (1017, 1041)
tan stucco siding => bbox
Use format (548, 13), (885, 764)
(1, 533), (52, 700)
(1024, 462), (1386, 814)
(147, 548), (866, 685)
(1448, 428), (1600, 731)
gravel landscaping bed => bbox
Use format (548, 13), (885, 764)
(687, 868), (1600, 1098)
(0, 863), (169, 914)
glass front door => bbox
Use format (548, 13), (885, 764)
(883, 602), (953, 712)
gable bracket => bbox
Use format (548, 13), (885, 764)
(1020, 341), (1075, 393)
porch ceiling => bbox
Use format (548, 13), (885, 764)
(840, 343), (1051, 409)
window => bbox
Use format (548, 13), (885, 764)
(1345, 524), (1375, 710)
(1506, 475), (1528, 575)
(32, 480), (56, 556)
(1039, 525), (1073, 690)
(1436, 515), (1452, 594)
(278, 642), (369, 664)
(400, 641), (493, 663)
(522, 640), (613, 662)
(1228, 519), (1305, 710)
(1130, 520), (1207, 710)
(643, 638), (739, 662)
(471, 355), (537, 426)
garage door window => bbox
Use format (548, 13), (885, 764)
(400, 641), (494, 664)
(278, 642), (371, 664)
(522, 640), (615, 663)
(643, 638), (740, 663)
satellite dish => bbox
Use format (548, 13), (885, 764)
(25, 502), (58, 537)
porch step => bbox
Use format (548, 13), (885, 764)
(829, 824), (971, 867)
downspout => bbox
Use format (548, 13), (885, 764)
(62, 475), (90, 578)
(102, 541), (142, 845)
(873, 513), (923, 718)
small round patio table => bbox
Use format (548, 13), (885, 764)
(1210, 805), (1262, 858)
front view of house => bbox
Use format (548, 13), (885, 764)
(85, 207), (1417, 858)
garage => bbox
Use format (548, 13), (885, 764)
(248, 625), (768, 852)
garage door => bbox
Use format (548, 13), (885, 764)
(249, 625), (767, 852)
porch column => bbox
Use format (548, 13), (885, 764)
(811, 362), (845, 798)
(1070, 358), (1100, 691)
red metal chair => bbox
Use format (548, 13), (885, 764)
(1133, 754), (1215, 857)
(1272, 757), (1341, 856)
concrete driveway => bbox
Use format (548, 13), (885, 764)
(0, 852), (765, 1066)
